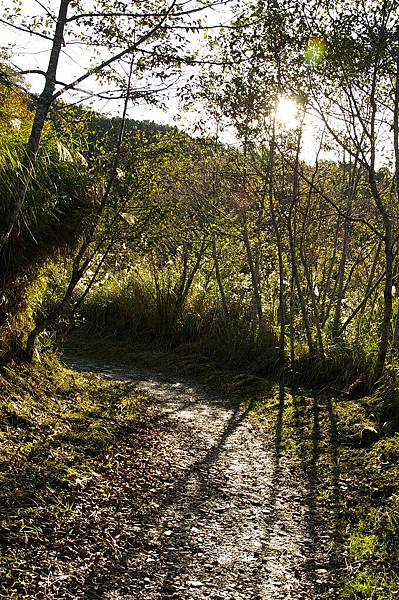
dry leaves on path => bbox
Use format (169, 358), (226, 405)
(1, 356), (337, 599)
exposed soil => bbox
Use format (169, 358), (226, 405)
(31, 355), (336, 600)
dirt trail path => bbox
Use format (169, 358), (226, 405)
(63, 356), (334, 600)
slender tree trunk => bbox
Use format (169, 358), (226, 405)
(301, 256), (325, 358)
(242, 220), (264, 337)
(212, 236), (229, 322)
(319, 216), (340, 326)
(289, 270), (295, 366)
(21, 56), (135, 361)
(271, 201), (285, 360)
(0, 0), (70, 253)
(152, 256), (165, 332)
(394, 51), (399, 204)
(368, 48), (393, 380)
(391, 53), (399, 351)
(269, 119), (285, 361)
(373, 223), (393, 380)
(332, 217), (349, 339)
(391, 296), (399, 350)
(287, 121), (314, 357)
(288, 218), (315, 357)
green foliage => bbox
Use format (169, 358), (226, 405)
(0, 86), (94, 294)
(88, 114), (174, 149)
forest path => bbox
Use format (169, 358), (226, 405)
(63, 356), (335, 600)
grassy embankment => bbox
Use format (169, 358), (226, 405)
(0, 353), (149, 595)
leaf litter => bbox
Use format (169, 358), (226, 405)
(0, 355), (338, 599)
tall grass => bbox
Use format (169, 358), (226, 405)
(78, 268), (279, 369)
(76, 266), (374, 382)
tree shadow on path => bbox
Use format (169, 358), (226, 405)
(290, 387), (343, 597)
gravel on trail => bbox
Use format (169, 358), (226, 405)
(50, 356), (336, 600)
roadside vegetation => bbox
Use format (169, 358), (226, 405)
(1, 0), (399, 596)
(0, 354), (149, 597)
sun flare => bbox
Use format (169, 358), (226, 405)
(275, 97), (299, 129)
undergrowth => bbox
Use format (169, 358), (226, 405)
(76, 268), (373, 387)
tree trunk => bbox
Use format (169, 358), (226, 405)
(270, 193), (285, 360)
(301, 256), (325, 358)
(212, 236), (229, 322)
(21, 56), (135, 362)
(242, 219), (265, 338)
(287, 218), (315, 357)
(0, 0), (70, 253)
(287, 133), (314, 358)
(268, 119), (285, 361)
(332, 217), (349, 340)
(373, 224), (393, 381)
(289, 270), (295, 366)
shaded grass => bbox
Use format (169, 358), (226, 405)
(0, 353), (149, 593)
(249, 388), (399, 599)
(65, 332), (276, 431)
(64, 329), (274, 399)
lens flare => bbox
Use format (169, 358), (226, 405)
(304, 35), (327, 68)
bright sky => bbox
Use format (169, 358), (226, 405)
(0, 0), (232, 124)
(1, 0), (327, 163)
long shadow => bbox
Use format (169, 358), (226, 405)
(308, 394), (321, 550)
(253, 383), (339, 598)
(274, 382), (285, 480)
(150, 400), (256, 591)
(325, 395), (343, 558)
(290, 388), (342, 596)
(262, 381), (285, 508)
(284, 389), (323, 596)
(92, 392), (257, 599)
(100, 378), (328, 600)
(254, 382), (288, 592)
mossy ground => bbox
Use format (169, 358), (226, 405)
(0, 353), (149, 593)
